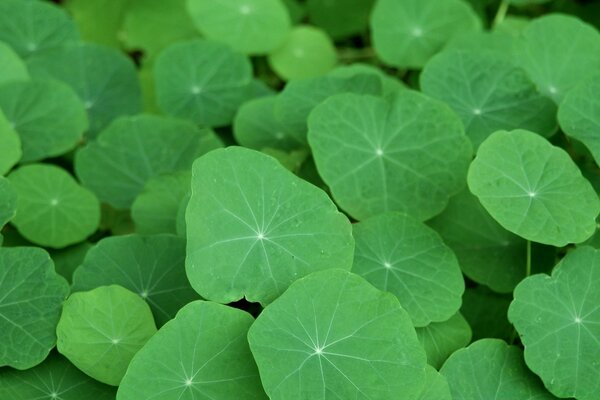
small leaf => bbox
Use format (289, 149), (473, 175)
(415, 313), (472, 369)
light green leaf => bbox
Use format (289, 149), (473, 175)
(63, 0), (131, 48)
(421, 49), (557, 149)
(444, 31), (518, 57)
(72, 234), (197, 326)
(56, 285), (157, 386)
(516, 14), (600, 103)
(461, 286), (513, 342)
(329, 63), (406, 96)
(370, 0), (481, 68)
(467, 129), (600, 246)
(268, 25), (337, 81)
(0, 109), (22, 175)
(0, 176), (16, 228)
(154, 39), (253, 127)
(9, 164), (100, 249)
(0, 80), (88, 162)
(416, 313), (472, 369)
(186, 147), (354, 305)
(418, 366), (452, 400)
(248, 269), (427, 400)
(306, 0), (375, 39)
(0, 41), (29, 85)
(117, 301), (266, 400)
(440, 339), (555, 399)
(187, 0), (291, 55)
(508, 246), (600, 400)
(308, 91), (472, 221)
(75, 114), (221, 209)
(352, 212), (465, 327)
(0, 247), (69, 369)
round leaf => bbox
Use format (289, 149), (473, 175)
(0, 247), (69, 369)
(267, 26), (337, 81)
(8, 164), (100, 249)
(415, 313), (472, 369)
(0, 108), (22, 175)
(72, 234), (198, 326)
(75, 114), (221, 209)
(352, 212), (465, 327)
(440, 339), (555, 399)
(308, 92), (472, 221)
(186, 147), (354, 304)
(248, 269), (427, 400)
(467, 129), (600, 246)
(187, 0), (291, 54)
(370, 0), (481, 68)
(154, 39), (253, 127)
(56, 285), (158, 386)
(508, 246), (600, 399)
(0, 176), (16, 228)
(0, 80), (88, 162)
(117, 301), (266, 400)
(0, 41), (29, 85)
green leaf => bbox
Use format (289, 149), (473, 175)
(176, 191), (190, 238)
(421, 49), (557, 149)
(558, 75), (600, 167)
(131, 171), (191, 235)
(415, 313), (472, 369)
(0, 41), (29, 85)
(267, 25), (337, 81)
(352, 212), (465, 327)
(8, 164), (100, 249)
(247, 269), (427, 400)
(187, 0), (291, 55)
(154, 39), (253, 127)
(308, 91), (472, 221)
(0, 352), (116, 400)
(418, 366), (452, 400)
(72, 234), (198, 326)
(440, 339), (555, 399)
(117, 301), (266, 400)
(445, 30), (518, 57)
(306, 0), (375, 39)
(508, 246), (600, 400)
(50, 242), (92, 284)
(75, 114), (221, 209)
(0, 0), (79, 58)
(0, 80), (88, 162)
(370, 0), (481, 68)
(516, 14), (600, 103)
(461, 286), (513, 342)
(329, 63), (406, 96)
(63, 0), (131, 48)
(27, 43), (142, 137)
(467, 129), (600, 246)
(0, 176), (16, 228)
(0, 247), (69, 369)
(186, 147), (354, 305)
(56, 285), (157, 386)
(0, 108), (22, 175)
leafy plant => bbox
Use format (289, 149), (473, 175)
(1, 0), (600, 399)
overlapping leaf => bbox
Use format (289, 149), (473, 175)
(415, 313), (472, 369)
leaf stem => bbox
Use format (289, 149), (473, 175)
(492, 0), (510, 28)
(525, 240), (532, 278)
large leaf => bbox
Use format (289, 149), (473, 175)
(247, 269), (427, 400)
(186, 147), (354, 305)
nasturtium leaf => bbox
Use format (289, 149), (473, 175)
(187, 0), (291, 55)
(131, 171), (191, 235)
(72, 234), (197, 326)
(99, 204), (135, 236)
(56, 285), (157, 386)
(0, 0), (79, 58)
(444, 31), (518, 57)
(27, 43), (142, 137)
(308, 91), (472, 221)
(0, 80), (88, 162)
(370, 0), (481, 69)
(50, 242), (92, 284)
(248, 269), (427, 400)
(508, 246), (600, 399)
(154, 39), (253, 127)
(418, 366), (452, 400)
(0, 177), (16, 228)
(421, 49), (557, 148)
(117, 301), (266, 400)
(186, 147), (354, 305)
(0, 109), (21, 175)
(176, 192), (190, 238)
(63, 0), (131, 48)
(415, 313), (472, 369)
(0, 352), (116, 400)
(461, 286), (513, 342)
(0, 41), (29, 85)
(558, 75), (600, 167)
(8, 164), (100, 249)
(516, 14), (600, 103)
(268, 26), (337, 81)
(282, 0), (305, 23)
(440, 339), (555, 400)
(0, 247), (69, 369)
(467, 129), (600, 246)
(75, 114), (221, 209)
(275, 73), (382, 147)
(306, 0), (375, 39)
(495, 16), (531, 36)
(352, 212), (465, 327)
(428, 188), (528, 293)
(329, 63), (406, 96)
